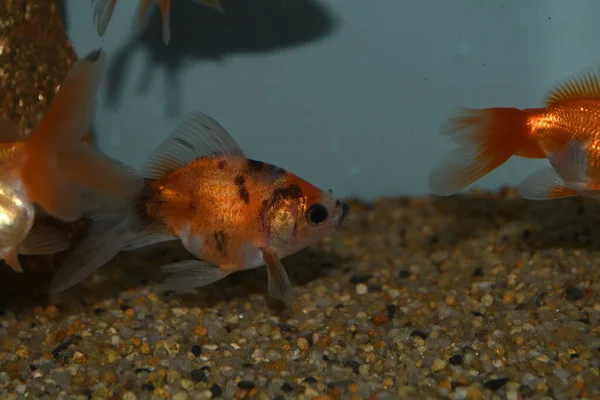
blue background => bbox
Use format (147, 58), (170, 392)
(62, 0), (600, 200)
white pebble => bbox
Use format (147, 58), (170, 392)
(481, 294), (494, 307)
(356, 283), (368, 295)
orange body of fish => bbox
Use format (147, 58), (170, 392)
(91, 0), (224, 45)
(50, 112), (349, 302)
(429, 66), (600, 201)
(0, 49), (142, 274)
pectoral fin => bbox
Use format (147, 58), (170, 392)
(4, 248), (22, 273)
(17, 225), (71, 255)
(160, 260), (229, 291)
(261, 247), (292, 302)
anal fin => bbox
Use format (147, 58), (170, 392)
(517, 166), (580, 200)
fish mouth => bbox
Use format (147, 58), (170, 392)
(337, 201), (350, 226)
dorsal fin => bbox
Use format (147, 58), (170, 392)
(0, 118), (22, 143)
(142, 111), (245, 179)
(544, 65), (600, 106)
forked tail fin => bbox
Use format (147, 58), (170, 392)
(428, 107), (529, 196)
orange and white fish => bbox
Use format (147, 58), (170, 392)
(49, 112), (350, 301)
(0, 48), (143, 273)
(91, 0), (224, 45)
(429, 65), (600, 201)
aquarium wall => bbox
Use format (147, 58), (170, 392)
(63, 0), (600, 200)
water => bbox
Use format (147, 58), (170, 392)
(61, 0), (600, 201)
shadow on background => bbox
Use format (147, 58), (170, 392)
(102, 0), (338, 116)
(0, 237), (345, 316)
(428, 188), (600, 253)
(56, 0), (68, 30)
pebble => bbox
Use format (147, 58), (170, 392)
(0, 191), (597, 399)
(355, 284), (368, 295)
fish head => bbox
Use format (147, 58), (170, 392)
(263, 173), (349, 254)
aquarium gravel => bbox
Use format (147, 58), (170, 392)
(0, 189), (599, 399)
(2, 2), (600, 399)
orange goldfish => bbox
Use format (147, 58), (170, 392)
(49, 112), (350, 301)
(91, 0), (224, 45)
(0, 49), (143, 273)
(429, 65), (600, 201)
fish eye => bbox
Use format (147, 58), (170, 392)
(307, 203), (329, 226)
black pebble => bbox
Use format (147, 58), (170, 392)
(387, 304), (397, 320)
(93, 308), (106, 316)
(566, 287), (584, 301)
(281, 382), (293, 392)
(273, 396), (285, 400)
(483, 377), (509, 391)
(237, 380), (255, 389)
(343, 360), (360, 374)
(210, 384), (222, 398)
(410, 330), (428, 339)
(51, 341), (71, 359)
(448, 354), (463, 365)
(191, 345), (201, 357)
(399, 270), (410, 278)
(241, 363), (253, 368)
(518, 385), (534, 396)
(350, 274), (372, 284)
(304, 376), (317, 383)
(368, 284), (382, 292)
(428, 234), (440, 245)
(142, 383), (155, 391)
(134, 368), (151, 374)
(571, 353), (580, 359)
(191, 369), (207, 382)
(472, 267), (484, 277)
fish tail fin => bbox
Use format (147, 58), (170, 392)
(91, 0), (119, 37)
(157, 0), (172, 45)
(21, 48), (143, 222)
(428, 107), (529, 196)
(48, 198), (142, 294)
(192, 0), (225, 13)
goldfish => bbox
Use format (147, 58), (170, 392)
(91, 0), (224, 45)
(49, 112), (350, 301)
(428, 65), (600, 201)
(0, 48), (143, 273)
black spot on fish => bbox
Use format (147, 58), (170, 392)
(234, 174), (250, 204)
(218, 160), (227, 169)
(272, 184), (303, 201)
(246, 159), (266, 173)
(214, 230), (228, 257)
(246, 158), (286, 181)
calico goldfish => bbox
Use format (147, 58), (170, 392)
(0, 48), (143, 273)
(91, 0), (224, 45)
(49, 112), (350, 301)
(429, 65), (600, 201)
